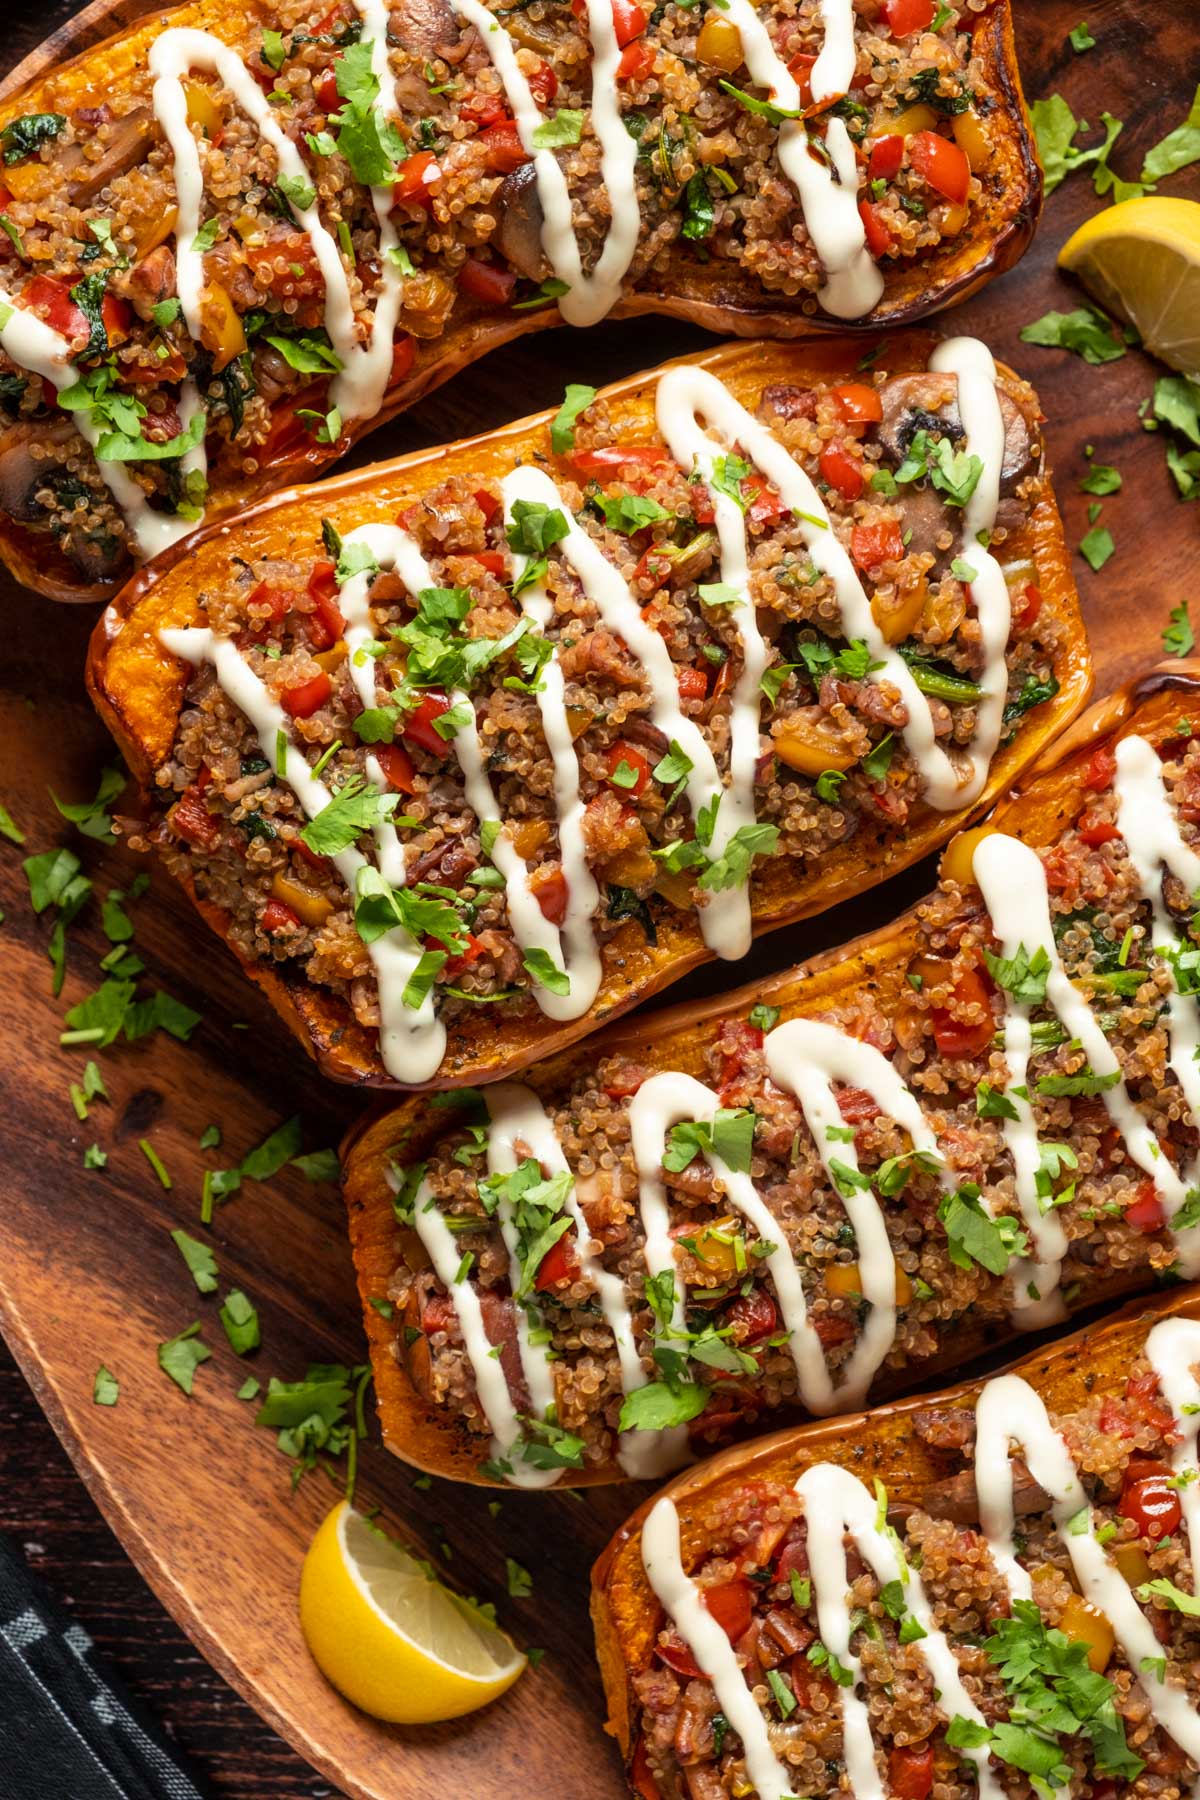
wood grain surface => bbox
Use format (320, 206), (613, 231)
(1, 2), (1198, 1798)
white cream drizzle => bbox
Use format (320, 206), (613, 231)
(1, 0), (907, 567)
(976, 1361), (1200, 1762)
(449, 0), (638, 326)
(416, 790), (1200, 1484)
(159, 623), (446, 1079)
(712, 0), (881, 319)
(655, 350), (1010, 817)
(974, 828), (1200, 1284)
(643, 1317), (1200, 1797)
(0, 290), (201, 560)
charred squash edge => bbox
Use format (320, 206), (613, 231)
(589, 1282), (1200, 1788)
(0, 0), (1040, 602)
(85, 334), (1090, 1091)
(337, 664), (1200, 1490)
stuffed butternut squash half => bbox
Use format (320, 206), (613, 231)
(341, 667), (1200, 1490)
(0, 0), (1039, 599)
(89, 336), (1087, 1090)
(591, 1288), (1200, 1800)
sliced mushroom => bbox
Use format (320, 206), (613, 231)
(890, 1457), (1047, 1525)
(757, 382), (817, 425)
(494, 162), (546, 282)
(878, 372), (1035, 488)
(0, 420), (76, 521)
(877, 372), (959, 462)
(388, 0), (461, 58)
(123, 244), (176, 321)
(67, 105), (156, 206)
(66, 528), (126, 584)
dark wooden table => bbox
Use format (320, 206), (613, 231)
(3, 0), (1198, 1795)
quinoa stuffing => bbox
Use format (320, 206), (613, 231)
(626, 1328), (1200, 1800)
(374, 714), (1200, 1480)
(0, 0), (1019, 582)
(127, 353), (1062, 1077)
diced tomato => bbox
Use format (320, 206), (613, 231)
(458, 256), (518, 306)
(571, 0), (646, 47)
(535, 1231), (580, 1292)
(931, 966), (993, 1058)
(305, 570), (346, 651)
(373, 743), (416, 793)
(1125, 1179), (1166, 1235)
(790, 1651), (835, 1709)
(786, 52), (815, 108)
(889, 1745), (935, 1800)
(909, 129), (971, 205)
(692, 486), (716, 526)
(23, 274), (86, 344)
(629, 1738), (662, 1800)
(402, 690), (452, 755)
(526, 56), (558, 104)
(247, 235), (325, 300)
(474, 487), (502, 524)
(477, 121), (530, 173)
(1086, 744), (1117, 791)
(315, 64), (341, 110)
(703, 1577), (752, 1644)
(171, 778), (220, 850)
(393, 149), (441, 208)
(101, 292), (133, 344)
(247, 579), (290, 625)
(746, 479), (786, 525)
(837, 1086), (880, 1125)
(262, 381), (330, 462)
(677, 666), (708, 702)
(814, 1312), (855, 1348)
(293, 834), (332, 876)
(718, 1018), (763, 1091)
(471, 549), (507, 576)
(851, 519), (905, 570)
(390, 334), (416, 386)
(461, 90), (510, 129)
(1099, 1396), (1133, 1438)
(773, 1526), (809, 1583)
(883, 0), (934, 34)
(831, 382), (884, 428)
(262, 898), (301, 933)
(533, 866), (569, 926)
(617, 38), (655, 79)
(726, 1286), (778, 1344)
(1120, 1458), (1182, 1539)
(282, 671), (332, 718)
(421, 1292), (457, 1334)
(867, 134), (905, 182)
(1077, 809), (1119, 848)
(655, 1634), (702, 1678)
(604, 1061), (647, 1100)
(820, 439), (866, 501)
(441, 932), (485, 979)
(858, 199), (895, 258)
(569, 445), (673, 477)
(606, 739), (652, 797)
(632, 545), (674, 587)
(1013, 582), (1042, 629)
(1125, 1372), (1179, 1440)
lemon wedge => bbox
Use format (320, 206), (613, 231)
(299, 1501), (526, 1722)
(1058, 196), (1200, 378)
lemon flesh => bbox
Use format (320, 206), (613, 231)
(299, 1501), (526, 1723)
(1058, 196), (1200, 379)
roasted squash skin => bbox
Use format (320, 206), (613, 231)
(588, 1284), (1200, 1787)
(86, 336), (1091, 1093)
(339, 666), (1199, 1490)
(0, 0), (1041, 603)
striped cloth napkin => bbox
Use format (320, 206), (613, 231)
(0, 1534), (206, 1799)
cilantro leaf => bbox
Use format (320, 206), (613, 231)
(618, 1379), (709, 1433)
(158, 1322), (211, 1396)
(550, 382), (596, 455)
(220, 1288), (262, 1355)
(1019, 305), (1126, 365)
(1164, 601), (1195, 657)
(170, 1228), (219, 1294)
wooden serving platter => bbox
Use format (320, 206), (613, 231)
(1, 2), (1198, 1795)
